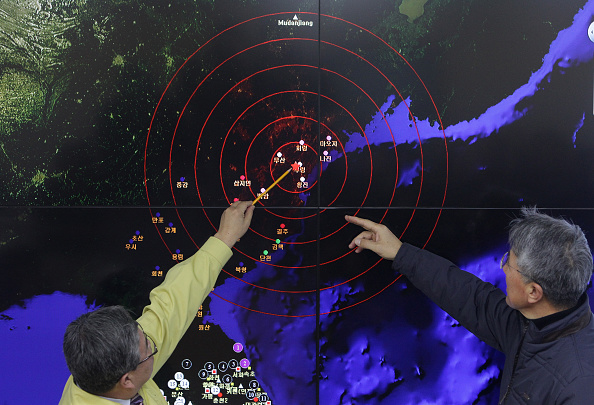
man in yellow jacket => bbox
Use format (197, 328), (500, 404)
(59, 201), (255, 405)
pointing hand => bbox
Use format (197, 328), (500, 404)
(345, 215), (402, 261)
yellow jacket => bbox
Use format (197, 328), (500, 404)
(59, 237), (231, 405)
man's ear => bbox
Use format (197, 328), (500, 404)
(117, 371), (136, 389)
(526, 282), (544, 304)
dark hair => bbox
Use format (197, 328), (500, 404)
(63, 305), (140, 395)
(509, 207), (593, 309)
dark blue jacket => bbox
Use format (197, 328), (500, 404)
(393, 243), (594, 404)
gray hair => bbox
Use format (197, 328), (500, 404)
(509, 207), (593, 309)
(63, 305), (140, 395)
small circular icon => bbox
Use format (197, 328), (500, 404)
(181, 359), (192, 369)
(589, 21), (594, 43)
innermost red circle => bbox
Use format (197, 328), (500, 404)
(270, 141), (318, 194)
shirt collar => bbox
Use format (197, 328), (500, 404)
(97, 395), (130, 405)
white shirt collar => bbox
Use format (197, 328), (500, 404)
(97, 395), (130, 405)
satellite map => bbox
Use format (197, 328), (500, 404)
(1, 0), (594, 404)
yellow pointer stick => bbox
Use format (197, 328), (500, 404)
(252, 168), (293, 205)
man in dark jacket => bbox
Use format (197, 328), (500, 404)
(346, 208), (594, 403)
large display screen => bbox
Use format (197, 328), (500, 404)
(1, 1), (594, 404)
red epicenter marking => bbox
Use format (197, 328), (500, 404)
(268, 141), (321, 194)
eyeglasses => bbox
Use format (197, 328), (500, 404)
(500, 251), (530, 280)
(137, 324), (158, 366)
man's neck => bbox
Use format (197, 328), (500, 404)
(530, 295), (585, 330)
(520, 298), (568, 320)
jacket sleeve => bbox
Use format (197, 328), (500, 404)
(137, 236), (232, 375)
(392, 243), (522, 353)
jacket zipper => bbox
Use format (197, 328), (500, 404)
(499, 321), (529, 404)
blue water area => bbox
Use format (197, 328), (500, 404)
(207, 247), (508, 404)
(0, 292), (97, 404)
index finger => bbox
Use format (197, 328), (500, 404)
(345, 215), (382, 232)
